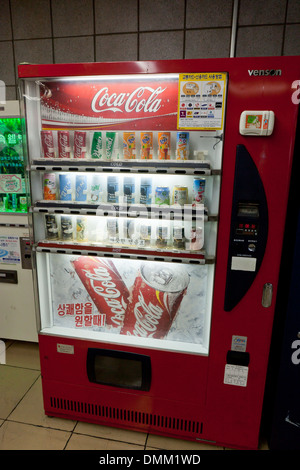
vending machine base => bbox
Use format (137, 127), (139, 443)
(39, 334), (260, 450)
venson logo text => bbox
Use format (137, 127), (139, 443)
(248, 69), (282, 76)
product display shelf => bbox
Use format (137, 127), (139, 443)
(29, 158), (221, 176)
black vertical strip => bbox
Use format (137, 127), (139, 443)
(183, 0), (187, 59)
(8, 0), (17, 98)
(49, 0), (55, 63)
(137, 0), (140, 60)
(224, 145), (269, 311)
(93, 0), (96, 62)
(281, 0), (289, 56)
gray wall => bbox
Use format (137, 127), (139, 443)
(0, 0), (299, 99)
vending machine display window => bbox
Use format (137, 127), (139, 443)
(0, 117), (27, 213)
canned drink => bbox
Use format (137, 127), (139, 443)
(188, 227), (204, 251)
(91, 131), (103, 159)
(106, 132), (119, 160)
(172, 185), (188, 206)
(19, 196), (27, 212)
(61, 216), (74, 240)
(75, 174), (87, 202)
(74, 131), (87, 159)
(76, 216), (87, 242)
(158, 132), (170, 160)
(72, 256), (130, 328)
(123, 176), (135, 204)
(155, 186), (170, 206)
(58, 130), (71, 159)
(176, 132), (189, 160)
(107, 176), (119, 203)
(120, 262), (190, 339)
(45, 214), (59, 240)
(173, 226), (185, 249)
(59, 174), (72, 201)
(41, 130), (55, 159)
(120, 219), (135, 243)
(123, 132), (136, 159)
(90, 175), (101, 204)
(139, 224), (151, 246)
(140, 177), (152, 205)
(156, 226), (168, 248)
(11, 193), (17, 211)
(43, 173), (56, 200)
(140, 132), (153, 159)
(193, 178), (205, 205)
(107, 218), (118, 241)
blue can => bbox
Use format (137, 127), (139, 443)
(59, 174), (72, 201)
(155, 186), (170, 205)
(123, 176), (135, 204)
(107, 176), (119, 203)
(140, 177), (152, 205)
(75, 174), (87, 202)
(193, 178), (205, 205)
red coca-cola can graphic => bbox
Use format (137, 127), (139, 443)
(72, 256), (129, 328)
(58, 130), (71, 158)
(41, 130), (55, 158)
(121, 263), (190, 339)
(74, 131), (87, 159)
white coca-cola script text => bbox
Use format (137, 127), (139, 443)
(83, 266), (126, 327)
(91, 86), (167, 114)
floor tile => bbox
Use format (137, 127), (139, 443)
(5, 341), (40, 370)
(147, 433), (223, 450)
(66, 433), (144, 450)
(0, 365), (39, 419)
(74, 421), (147, 446)
(0, 421), (71, 450)
(8, 376), (76, 431)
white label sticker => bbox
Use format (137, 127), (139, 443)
(231, 335), (247, 352)
(224, 364), (248, 387)
(57, 343), (74, 355)
(231, 256), (256, 271)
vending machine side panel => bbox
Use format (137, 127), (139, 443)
(204, 57), (300, 449)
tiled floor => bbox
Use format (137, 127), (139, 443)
(0, 340), (269, 451)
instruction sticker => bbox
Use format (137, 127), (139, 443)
(224, 364), (249, 387)
(177, 72), (227, 130)
(0, 236), (21, 264)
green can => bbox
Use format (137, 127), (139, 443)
(106, 132), (119, 160)
(91, 131), (103, 159)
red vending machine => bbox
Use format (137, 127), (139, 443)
(18, 56), (300, 450)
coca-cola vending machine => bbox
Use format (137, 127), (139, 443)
(18, 56), (299, 449)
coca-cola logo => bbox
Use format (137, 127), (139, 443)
(91, 86), (167, 114)
(58, 134), (69, 157)
(74, 134), (86, 157)
(40, 78), (178, 130)
(131, 290), (164, 337)
(42, 134), (54, 157)
(83, 266), (126, 326)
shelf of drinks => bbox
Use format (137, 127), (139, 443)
(29, 158), (221, 176)
(34, 240), (213, 265)
(32, 201), (217, 221)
